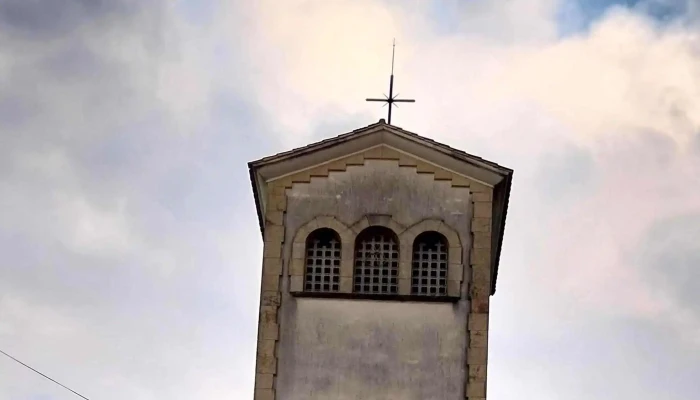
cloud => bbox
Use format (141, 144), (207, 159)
(237, 1), (700, 398)
(487, 10), (700, 148)
(634, 213), (700, 339)
(0, 1), (263, 398)
(1, 0), (699, 399)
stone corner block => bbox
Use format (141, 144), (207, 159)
(470, 218), (492, 233)
(290, 258), (305, 276)
(467, 347), (488, 365)
(367, 214), (391, 227)
(270, 184), (286, 195)
(423, 219), (441, 232)
(290, 275), (304, 292)
(473, 201), (493, 219)
(448, 263), (464, 282)
(380, 146), (401, 160)
(340, 276), (353, 293)
(259, 322), (279, 340)
(433, 168), (452, 180)
(470, 248), (491, 266)
(340, 259), (354, 277)
(363, 146), (383, 159)
(398, 261), (412, 280)
(255, 373), (274, 389)
(314, 215), (336, 228)
(261, 274), (280, 292)
(449, 246), (463, 264)
(345, 154), (364, 165)
(261, 291), (280, 307)
(386, 218), (406, 235)
(263, 242), (282, 259)
(473, 232), (491, 249)
(398, 154), (418, 167)
(468, 365), (487, 381)
(303, 218), (320, 234)
(472, 191), (492, 202)
(415, 160), (435, 174)
(263, 257), (282, 276)
(469, 330), (488, 348)
(437, 222), (460, 244)
(254, 388), (275, 400)
(259, 306), (277, 325)
(352, 216), (370, 233)
(255, 341), (277, 374)
(451, 175), (471, 187)
(265, 210), (284, 226)
(468, 313), (489, 331)
(268, 194), (287, 211)
(291, 242), (305, 259)
(472, 266), (491, 289)
(470, 296), (490, 313)
(308, 165), (329, 177)
(399, 278), (412, 295)
(291, 170), (311, 183)
(447, 279), (461, 297)
(466, 380), (486, 398)
(327, 159), (348, 171)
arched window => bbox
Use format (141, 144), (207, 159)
(305, 228), (341, 292)
(411, 231), (448, 295)
(354, 226), (399, 294)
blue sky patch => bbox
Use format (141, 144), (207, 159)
(556, 0), (689, 36)
(427, 1), (462, 35)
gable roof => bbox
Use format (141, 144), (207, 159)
(248, 119), (513, 294)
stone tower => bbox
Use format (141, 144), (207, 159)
(248, 120), (513, 400)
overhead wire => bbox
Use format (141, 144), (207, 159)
(0, 348), (91, 399)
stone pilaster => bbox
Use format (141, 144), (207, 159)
(466, 182), (493, 399)
(253, 184), (287, 400)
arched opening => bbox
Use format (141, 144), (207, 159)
(304, 228), (341, 292)
(353, 226), (399, 294)
(411, 231), (448, 295)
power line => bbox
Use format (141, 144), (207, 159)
(0, 348), (91, 400)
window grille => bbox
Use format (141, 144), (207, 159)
(305, 228), (341, 292)
(354, 227), (399, 294)
(411, 231), (448, 295)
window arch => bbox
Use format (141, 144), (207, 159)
(354, 226), (399, 294)
(304, 228), (341, 292)
(411, 231), (448, 295)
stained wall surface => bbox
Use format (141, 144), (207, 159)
(276, 160), (472, 400)
(277, 299), (465, 400)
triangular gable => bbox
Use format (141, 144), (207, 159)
(248, 120), (513, 294)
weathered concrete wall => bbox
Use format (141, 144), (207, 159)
(284, 160), (471, 235)
(276, 160), (472, 399)
(276, 299), (465, 400)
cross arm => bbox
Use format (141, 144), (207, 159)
(366, 98), (387, 102)
(393, 99), (415, 103)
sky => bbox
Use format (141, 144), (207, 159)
(0, 0), (699, 399)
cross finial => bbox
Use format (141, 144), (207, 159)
(366, 39), (415, 125)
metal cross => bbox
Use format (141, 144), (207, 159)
(366, 39), (415, 125)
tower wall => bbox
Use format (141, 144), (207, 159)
(254, 147), (494, 400)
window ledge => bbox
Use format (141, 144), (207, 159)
(290, 291), (460, 303)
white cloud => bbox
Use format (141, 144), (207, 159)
(2, 0), (700, 399)
(485, 10), (700, 148)
(238, 0), (700, 340)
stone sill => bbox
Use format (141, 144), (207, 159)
(290, 291), (460, 303)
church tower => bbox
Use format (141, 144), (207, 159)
(248, 120), (513, 400)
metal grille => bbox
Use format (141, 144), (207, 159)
(305, 228), (341, 292)
(354, 227), (399, 294)
(411, 232), (448, 295)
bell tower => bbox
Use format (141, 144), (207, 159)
(248, 120), (513, 400)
